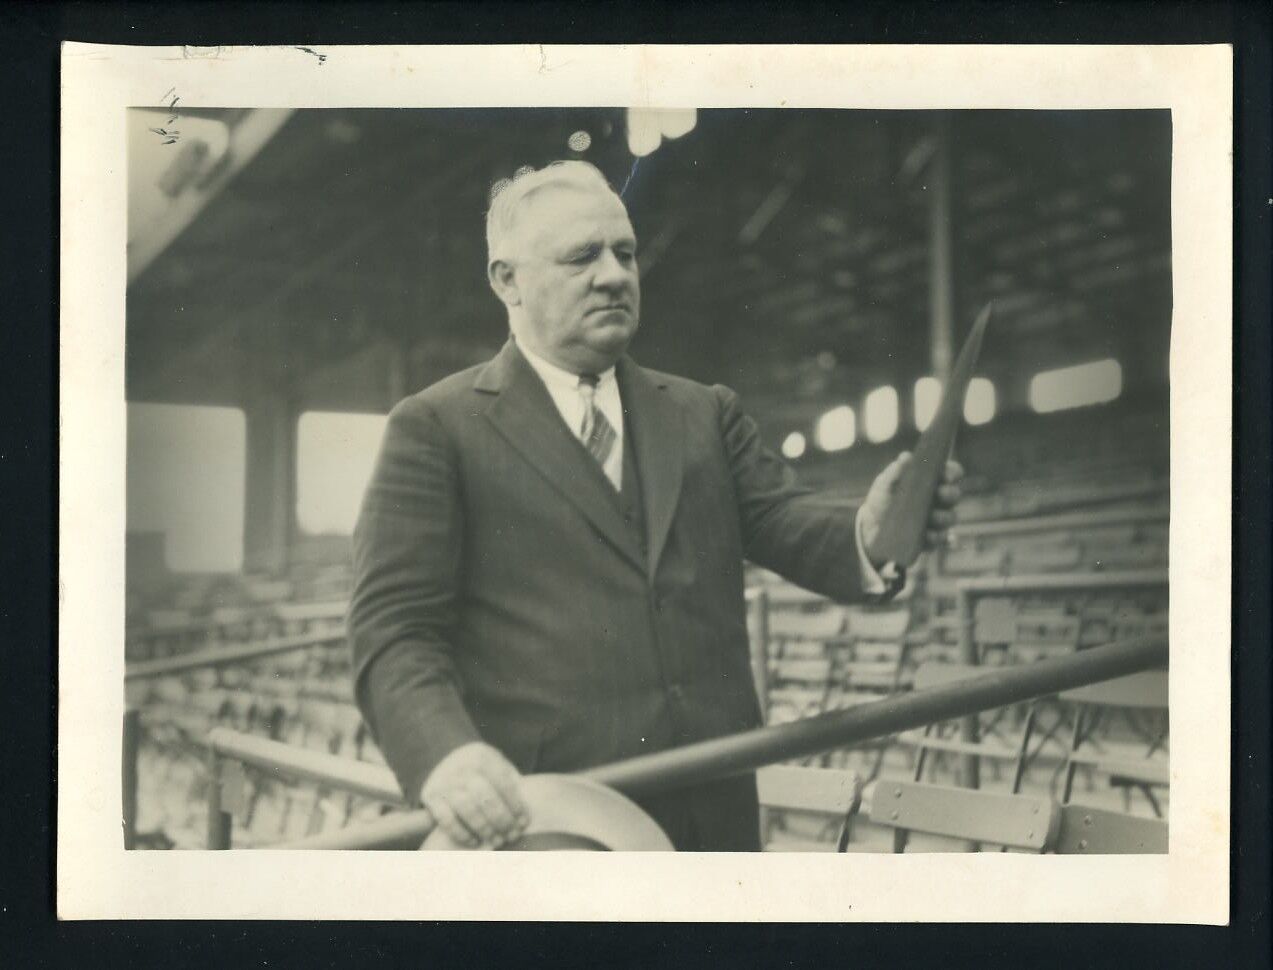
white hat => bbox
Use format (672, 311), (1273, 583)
(420, 774), (673, 852)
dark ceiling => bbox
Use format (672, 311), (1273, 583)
(127, 107), (1171, 420)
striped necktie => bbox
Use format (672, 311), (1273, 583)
(577, 374), (618, 484)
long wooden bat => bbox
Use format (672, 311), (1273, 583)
(869, 301), (993, 570)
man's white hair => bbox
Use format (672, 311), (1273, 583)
(485, 160), (620, 263)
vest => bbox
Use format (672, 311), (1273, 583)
(617, 426), (647, 559)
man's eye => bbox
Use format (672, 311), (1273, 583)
(565, 246), (599, 264)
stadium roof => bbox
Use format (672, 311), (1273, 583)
(127, 107), (1171, 418)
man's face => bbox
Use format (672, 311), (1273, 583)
(500, 184), (640, 374)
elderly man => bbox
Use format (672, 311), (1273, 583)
(350, 160), (961, 851)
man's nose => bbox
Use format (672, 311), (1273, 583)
(592, 249), (635, 289)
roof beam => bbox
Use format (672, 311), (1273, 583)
(128, 108), (295, 284)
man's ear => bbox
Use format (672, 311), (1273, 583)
(487, 258), (521, 307)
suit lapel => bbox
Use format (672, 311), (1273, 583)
(617, 357), (684, 579)
(477, 341), (645, 573)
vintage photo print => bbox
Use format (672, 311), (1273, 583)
(59, 44), (1231, 921)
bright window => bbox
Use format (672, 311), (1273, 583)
(963, 378), (997, 426)
(127, 403), (246, 572)
(296, 411), (389, 535)
(864, 386), (899, 443)
(781, 431), (808, 460)
(914, 377), (941, 432)
(815, 406), (856, 452)
(1029, 358), (1123, 413)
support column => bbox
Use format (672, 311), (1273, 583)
(928, 113), (957, 383)
(242, 390), (297, 576)
(928, 113), (979, 792)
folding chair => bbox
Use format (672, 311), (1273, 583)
(1010, 611), (1081, 665)
(761, 607), (843, 748)
(862, 780), (1059, 853)
(1053, 803), (1168, 854)
(756, 764), (863, 851)
(939, 545), (1007, 577)
(901, 663), (1038, 781)
(1008, 543), (1083, 573)
(1059, 670), (1169, 816)
(839, 606), (914, 694)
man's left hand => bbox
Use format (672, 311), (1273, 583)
(859, 452), (964, 571)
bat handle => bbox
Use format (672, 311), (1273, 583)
(878, 561), (907, 598)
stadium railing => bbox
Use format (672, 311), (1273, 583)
(949, 569), (1168, 788)
(198, 635), (1166, 850)
(948, 505), (1167, 542)
(124, 626), (353, 847)
(124, 627), (347, 681)
(127, 599), (346, 662)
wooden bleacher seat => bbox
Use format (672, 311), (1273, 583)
(757, 764), (864, 851)
(255, 701), (289, 740)
(845, 606), (910, 641)
(915, 612), (961, 642)
(147, 608), (195, 631)
(920, 571), (960, 606)
(765, 688), (828, 725)
(1010, 611), (1081, 663)
(1089, 542), (1167, 571)
(838, 648), (907, 692)
(771, 656), (833, 686)
(188, 667), (219, 691)
(273, 599), (347, 635)
(940, 545), (1007, 577)
(125, 599), (370, 848)
(775, 640), (828, 661)
(258, 648), (313, 679)
(759, 603), (915, 734)
(126, 462), (1172, 852)
(768, 606), (847, 641)
(896, 663), (1040, 807)
(1009, 543), (1083, 573)
(298, 676), (355, 703)
(758, 585), (827, 608)
(1060, 670), (1169, 816)
(971, 596), (1016, 644)
(243, 779), (288, 845)
(955, 493), (1009, 521)
(1071, 523), (1138, 548)
(244, 579), (294, 604)
(1053, 803), (1168, 854)
(332, 705), (366, 758)
(864, 779), (1058, 852)
(833, 607), (914, 695)
(219, 690), (258, 731)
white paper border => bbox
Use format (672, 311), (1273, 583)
(58, 43), (1232, 922)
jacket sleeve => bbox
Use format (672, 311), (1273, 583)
(348, 397), (480, 804)
(713, 384), (868, 604)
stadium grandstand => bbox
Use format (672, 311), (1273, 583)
(124, 107), (1170, 853)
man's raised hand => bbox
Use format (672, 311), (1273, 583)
(420, 741), (530, 849)
(859, 451), (965, 571)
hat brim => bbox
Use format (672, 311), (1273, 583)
(420, 774), (674, 851)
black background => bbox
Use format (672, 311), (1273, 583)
(2, 2), (1268, 966)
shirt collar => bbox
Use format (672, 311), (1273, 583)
(518, 340), (617, 393)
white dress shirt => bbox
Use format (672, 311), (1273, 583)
(519, 343), (625, 491)
(518, 341), (887, 594)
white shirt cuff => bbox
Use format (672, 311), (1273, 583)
(855, 509), (888, 595)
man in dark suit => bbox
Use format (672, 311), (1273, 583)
(350, 160), (961, 851)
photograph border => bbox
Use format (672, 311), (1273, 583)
(57, 41), (1233, 924)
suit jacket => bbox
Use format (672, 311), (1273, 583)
(349, 339), (868, 805)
